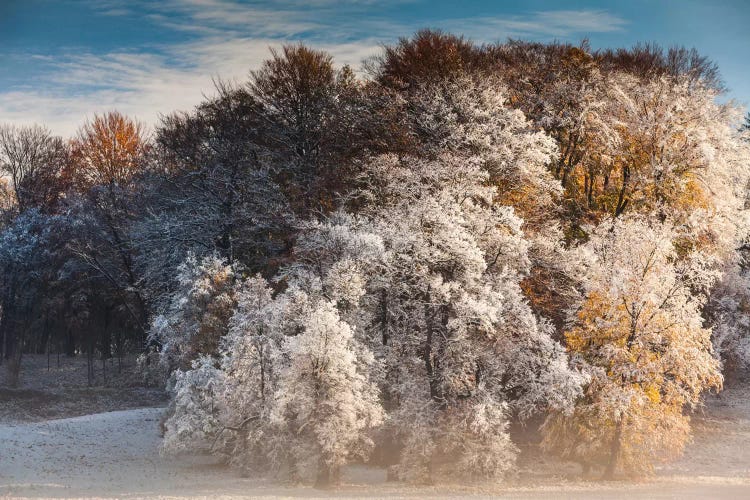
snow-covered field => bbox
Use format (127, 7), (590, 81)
(2, 385), (750, 499)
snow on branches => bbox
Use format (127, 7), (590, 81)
(151, 43), (750, 485)
(542, 216), (723, 477)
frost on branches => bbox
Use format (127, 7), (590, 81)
(270, 299), (384, 485)
(155, 81), (587, 485)
(542, 216), (723, 478)
(147, 254), (237, 371)
(154, 69), (750, 485)
(353, 152), (584, 481)
(161, 355), (224, 454)
(405, 76), (582, 331)
(407, 76), (561, 230)
(709, 265), (750, 371)
(159, 254), (384, 486)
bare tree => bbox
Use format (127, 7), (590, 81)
(0, 124), (67, 212)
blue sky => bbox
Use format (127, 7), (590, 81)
(1, 0), (748, 135)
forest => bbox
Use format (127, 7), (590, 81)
(1, 30), (750, 487)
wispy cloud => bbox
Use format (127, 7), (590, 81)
(0, 38), (381, 136)
(0, 1), (628, 136)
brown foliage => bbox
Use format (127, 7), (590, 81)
(371, 29), (490, 90)
(68, 111), (149, 192)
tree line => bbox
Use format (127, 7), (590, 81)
(1, 30), (749, 483)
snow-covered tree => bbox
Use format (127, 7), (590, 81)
(407, 76), (560, 229)
(148, 254), (237, 371)
(351, 152), (584, 481)
(612, 74), (750, 372)
(542, 216), (723, 478)
(161, 355), (224, 454)
(160, 250), (384, 485)
(270, 297), (384, 485)
(599, 73), (750, 224)
(708, 264), (750, 371)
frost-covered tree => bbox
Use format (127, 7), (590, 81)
(160, 254), (383, 485)
(542, 216), (723, 478)
(270, 297), (384, 485)
(575, 72), (749, 230)
(615, 77), (750, 371)
(406, 76), (560, 229)
(708, 264), (750, 371)
(350, 152), (584, 481)
(0, 209), (49, 371)
(162, 355), (224, 454)
(395, 76), (584, 332)
(149, 254), (237, 371)
(157, 145), (586, 482)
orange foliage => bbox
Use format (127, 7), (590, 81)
(67, 111), (149, 191)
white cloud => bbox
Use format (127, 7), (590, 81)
(0, 37), (381, 137)
(440, 10), (627, 42)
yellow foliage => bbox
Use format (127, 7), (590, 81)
(544, 231), (722, 477)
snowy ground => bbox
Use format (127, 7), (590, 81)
(1, 357), (749, 498)
(1, 392), (749, 499)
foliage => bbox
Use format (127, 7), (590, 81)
(542, 216), (723, 477)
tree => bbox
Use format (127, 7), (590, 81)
(68, 111), (149, 190)
(159, 256), (384, 486)
(0, 209), (68, 380)
(595, 43), (724, 92)
(250, 45), (379, 215)
(271, 298), (384, 486)
(0, 124), (67, 213)
(148, 254), (237, 371)
(542, 216), (723, 478)
(371, 29), (488, 90)
(142, 49), (404, 307)
(161, 355), (225, 454)
(404, 76), (560, 228)
(144, 82), (290, 281)
(351, 152), (583, 481)
(400, 75), (583, 336)
(0, 178), (15, 226)
(66, 112), (151, 339)
(708, 263), (750, 372)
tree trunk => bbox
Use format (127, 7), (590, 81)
(423, 304), (438, 401)
(614, 165), (630, 217)
(380, 289), (389, 346)
(7, 349), (22, 388)
(0, 315), (4, 365)
(603, 419), (624, 480)
(65, 327), (75, 357)
(117, 330), (122, 374)
(87, 335), (94, 387)
(314, 460), (338, 489)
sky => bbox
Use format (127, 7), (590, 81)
(1, 0), (748, 136)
